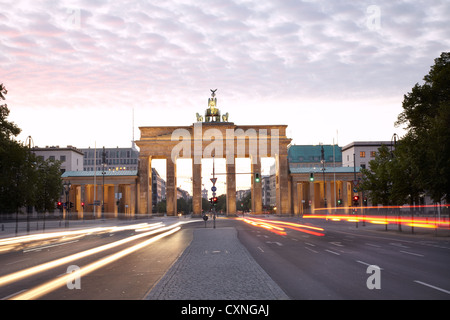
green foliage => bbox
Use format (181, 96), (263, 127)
(395, 52), (450, 203)
(0, 83), (62, 214)
(362, 53), (450, 205)
(236, 191), (251, 212)
(360, 145), (393, 206)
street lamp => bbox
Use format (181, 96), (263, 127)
(63, 181), (71, 228)
(102, 147), (106, 220)
(320, 144), (327, 209)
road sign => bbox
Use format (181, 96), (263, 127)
(211, 186), (217, 192)
(210, 178), (217, 185)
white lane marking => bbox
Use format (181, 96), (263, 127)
(400, 250), (424, 257)
(330, 242), (344, 247)
(389, 242), (409, 249)
(356, 260), (384, 270)
(414, 281), (450, 295)
(266, 241), (283, 246)
(1, 289), (27, 300)
(305, 247), (318, 253)
(325, 249), (340, 256)
(23, 240), (79, 253)
(365, 243), (381, 248)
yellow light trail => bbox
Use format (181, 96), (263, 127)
(0, 222), (171, 287)
(10, 226), (181, 300)
(303, 214), (449, 229)
(0, 222), (156, 253)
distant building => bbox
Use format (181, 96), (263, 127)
(342, 141), (392, 169)
(31, 145), (84, 173)
(261, 175), (271, 208)
(177, 187), (190, 201)
(152, 168), (166, 209)
(288, 144), (342, 169)
(81, 146), (139, 172)
(202, 188), (208, 200)
(236, 189), (250, 202)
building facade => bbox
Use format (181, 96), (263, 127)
(81, 146), (139, 172)
(342, 141), (391, 169)
(288, 144), (342, 169)
(32, 145), (84, 173)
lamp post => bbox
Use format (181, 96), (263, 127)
(320, 144), (327, 210)
(102, 147), (106, 220)
(63, 181), (71, 228)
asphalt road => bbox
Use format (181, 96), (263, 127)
(0, 216), (449, 300)
(232, 216), (450, 300)
(0, 218), (198, 300)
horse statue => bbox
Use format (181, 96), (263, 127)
(222, 112), (229, 122)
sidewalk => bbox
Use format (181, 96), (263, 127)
(146, 227), (289, 300)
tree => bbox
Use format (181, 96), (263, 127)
(0, 83), (28, 214)
(215, 194), (227, 213)
(202, 197), (211, 212)
(236, 191), (251, 212)
(0, 83), (62, 214)
(34, 157), (63, 213)
(360, 145), (393, 206)
(395, 52), (450, 203)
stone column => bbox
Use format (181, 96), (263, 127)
(226, 159), (236, 216)
(166, 157), (177, 216)
(192, 161), (202, 216)
(138, 156), (152, 215)
(326, 181), (332, 213)
(251, 156), (262, 214)
(309, 181), (315, 214)
(292, 181), (299, 215)
(114, 184), (119, 218)
(130, 183), (137, 218)
(343, 181), (349, 214)
(276, 153), (290, 215)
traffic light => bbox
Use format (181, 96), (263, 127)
(81, 202), (85, 209)
(353, 195), (359, 206)
(210, 197), (218, 206)
(255, 173), (260, 183)
(337, 199), (342, 206)
(363, 197), (368, 206)
(69, 202), (74, 209)
(57, 202), (62, 210)
(309, 172), (314, 182)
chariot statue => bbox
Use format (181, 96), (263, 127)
(205, 89), (220, 122)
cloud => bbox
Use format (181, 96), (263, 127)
(1, 0), (449, 147)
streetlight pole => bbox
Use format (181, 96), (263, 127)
(321, 144), (327, 210)
(64, 181), (71, 228)
(102, 147), (106, 220)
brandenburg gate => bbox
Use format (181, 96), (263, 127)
(136, 90), (292, 216)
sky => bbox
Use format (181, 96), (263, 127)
(1, 0), (449, 194)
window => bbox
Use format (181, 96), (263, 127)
(360, 151), (366, 158)
(370, 151), (376, 157)
(60, 155), (66, 162)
